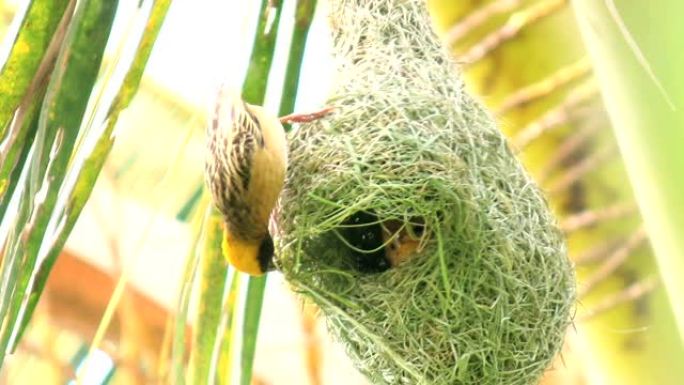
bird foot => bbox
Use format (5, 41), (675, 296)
(279, 106), (335, 124)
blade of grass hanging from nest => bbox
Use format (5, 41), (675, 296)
(8, 0), (173, 353)
(573, 0), (684, 342)
(0, 0), (118, 363)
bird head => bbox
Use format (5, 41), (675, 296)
(221, 230), (275, 276)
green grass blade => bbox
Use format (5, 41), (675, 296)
(12, 0), (173, 350)
(235, 1), (285, 384)
(0, 0), (118, 360)
(29, 0), (114, 192)
(107, 0), (172, 119)
(194, 0), (284, 382)
(176, 184), (203, 221)
(190, 210), (229, 384)
(215, 274), (240, 385)
(0, 93), (42, 220)
(0, 0), (76, 212)
(237, 1), (318, 384)
(241, 0), (284, 105)
(0, 0), (71, 139)
(278, 0), (318, 121)
(239, 276), (267, 385)
(169, 196), (208, 385)
(573, 0), (684, 342)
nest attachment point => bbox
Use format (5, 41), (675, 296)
(275, 1), (575, 384)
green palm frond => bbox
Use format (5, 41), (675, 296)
(0, 0), (171, 367)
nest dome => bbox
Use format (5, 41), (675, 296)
(275, 1), (575, 384)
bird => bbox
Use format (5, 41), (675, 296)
(205, 89), (333, 276)
(205, 90), (288, 276)
(381, 218), (424, 267)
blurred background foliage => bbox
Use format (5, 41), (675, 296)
(0, 0), (681, 384)
(430, 0), (684, 384)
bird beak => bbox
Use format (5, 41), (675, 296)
(257, 234), (277, 274)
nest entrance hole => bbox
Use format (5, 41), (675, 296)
(337, 211), (426, 273)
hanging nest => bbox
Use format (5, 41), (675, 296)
(274, 0), (575, 384)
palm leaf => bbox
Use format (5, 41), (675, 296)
(0, 0), (172, 367)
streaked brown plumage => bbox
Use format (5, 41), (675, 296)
(205, 90), (288, 276)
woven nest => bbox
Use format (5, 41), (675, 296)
(274, 0), (575, 384)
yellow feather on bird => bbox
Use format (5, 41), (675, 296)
(205, 90), (288, 276)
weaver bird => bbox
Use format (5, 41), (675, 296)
(206, 90), (333, 276)
(381, 218), (424, 267)
(205, 91), (288, 276)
